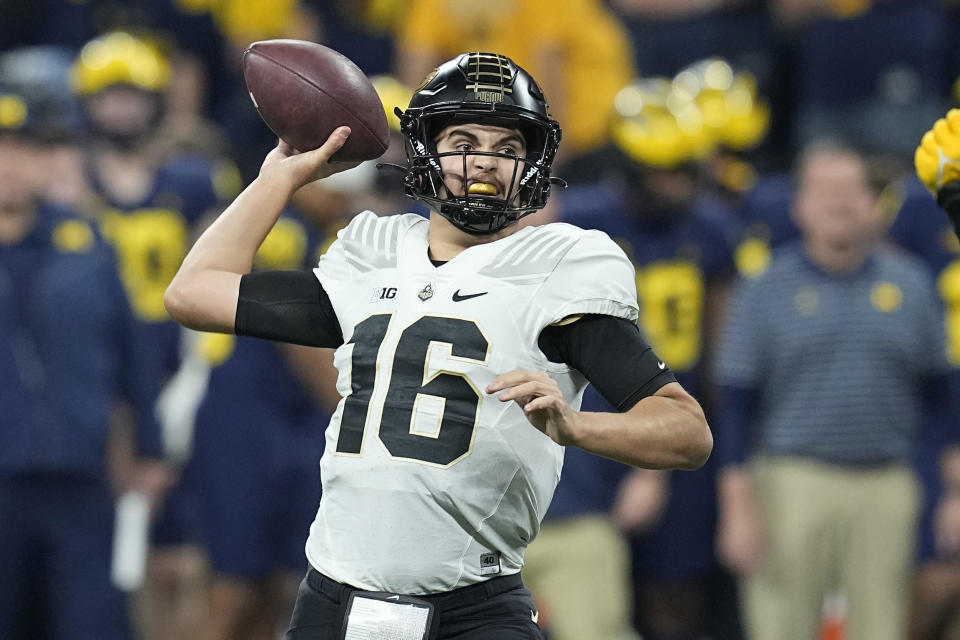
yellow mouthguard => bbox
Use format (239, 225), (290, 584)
(468, 182), (497, 195)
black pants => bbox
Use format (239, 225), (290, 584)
(287, 568), (545, 639)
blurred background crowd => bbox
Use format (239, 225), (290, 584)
(2, 0), (960, 639)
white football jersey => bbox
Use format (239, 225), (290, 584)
(306, 211), (639, 594)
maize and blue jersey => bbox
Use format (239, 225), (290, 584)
(89, 153), (237, 376)
(88, 152), (238, 545)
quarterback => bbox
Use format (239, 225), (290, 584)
(165, 52), (712, 639)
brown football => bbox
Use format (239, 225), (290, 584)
(242, 39), (390, 161)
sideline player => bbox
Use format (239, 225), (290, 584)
(70, 31), (240, 639)
(165, 52), (713, 639)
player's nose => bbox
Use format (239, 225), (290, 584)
(469, 151), (498, 172)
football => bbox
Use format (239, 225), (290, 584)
(242, 39), (390, 162)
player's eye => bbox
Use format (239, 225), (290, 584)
(455, 143), (473, 152)
(499, 146), (519, 156)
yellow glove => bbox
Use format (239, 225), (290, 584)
(916, 108), (960, 196)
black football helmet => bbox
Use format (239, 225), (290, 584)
(398, 52), (562, 235)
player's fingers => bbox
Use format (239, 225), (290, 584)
(300, 126), (352, 164)
(496, 380), (556, 402)
(487, 370), (550, 392)
(522, 394), (564, 414)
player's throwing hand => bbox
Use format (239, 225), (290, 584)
(488, 370), (579, 445)
(259, 127), (360, 192)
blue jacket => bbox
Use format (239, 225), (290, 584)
(0, 204), (164, 478)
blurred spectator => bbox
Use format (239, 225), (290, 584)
(559, 59), (771, 196)
(393, 0), (635, 159)
(714, 140), (958, 640)
(70, 29), (238, 388)
(610, 0), (778, 166)
(69, 30), (241, 640)
(0, 92), (171, 640)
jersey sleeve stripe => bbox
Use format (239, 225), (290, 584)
(525, 235), (576, 265)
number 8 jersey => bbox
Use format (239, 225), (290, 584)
(307, 211), (639, 594)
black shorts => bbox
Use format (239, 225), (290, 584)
(286, 567), (545, 640)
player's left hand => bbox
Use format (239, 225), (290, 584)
(487, 370), (579, 445)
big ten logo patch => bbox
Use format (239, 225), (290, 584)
(371, 286), (398, 302)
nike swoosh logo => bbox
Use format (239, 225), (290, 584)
(531, 610), (539, 624)
(387, 594), (400, 601)
(452, 290), (488, 302)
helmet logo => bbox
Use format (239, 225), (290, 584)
(415, 68), (439, 92)
(465, 53), (512, 103)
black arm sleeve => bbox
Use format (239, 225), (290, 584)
(938, 181), (960, 241)
(234, 270), (344, 348)
(538, 314), (677, 412)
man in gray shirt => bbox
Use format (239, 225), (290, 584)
(715, 139), (956, 640)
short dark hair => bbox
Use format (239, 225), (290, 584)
(794, 137), (882, 195)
